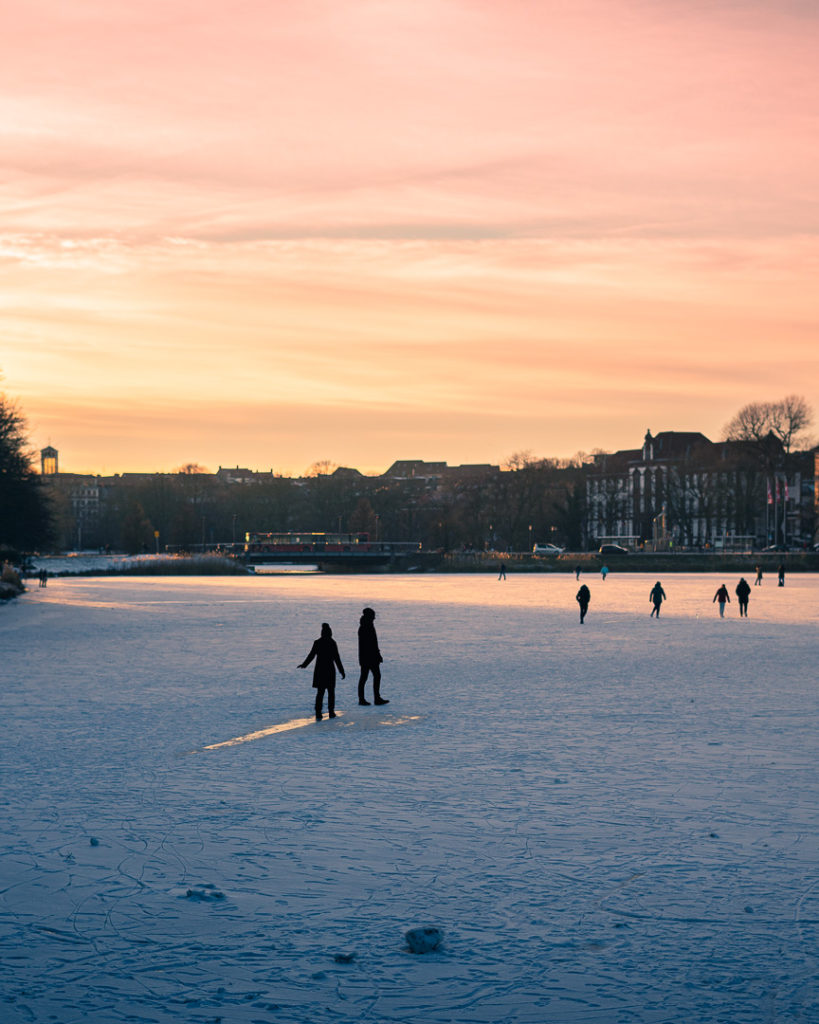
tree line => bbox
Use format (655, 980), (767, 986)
(46, 457), (588, 556)
(0, 388), (814, 558)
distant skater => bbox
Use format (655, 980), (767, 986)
(600, 565), (609, 581)
(713, 584), (730, 618)
(299, 623), (345, 720)
(735, 577), (751, 617)
(498, 562), (507, 581)
(576, 583), (590, 623)
(39, 569), (48, 588)
(649, 581), (666, 617)
(358, 607), (388, 706)
(575, 566), (581, 580)
(778, 564), (786, 587)
(755, 565), (763, 586)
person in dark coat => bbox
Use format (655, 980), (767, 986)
(735, 577), (751, 617)
(755, 565), (763, 586)
(299, 622), (345, 720)
(778, 564), (786, 587)
(358, 606), (388, 706)
(713, 584), (730, 618)
(576, 583), (590, 623)
(649, 581), (666, 617)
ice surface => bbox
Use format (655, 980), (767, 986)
(2, 572), (818, 1023)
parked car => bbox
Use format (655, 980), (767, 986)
(533, 543), (564, 555)
(598, 543), (629, 555)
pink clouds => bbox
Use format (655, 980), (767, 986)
(1, 1), (818, 472)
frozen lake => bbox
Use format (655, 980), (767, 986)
(2, 572), (818, 1023)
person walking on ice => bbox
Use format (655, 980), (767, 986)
(358, 607), (389, 706)
(576, 583), (590, 623)
(735, 577), (751, 617)
(713, 583), (730, 618)
(755, 565), (763, 586)
(299, 623), (345, 721)
(649, 581), (666, 617)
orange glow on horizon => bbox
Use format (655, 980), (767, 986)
(2, 1), (818, 474)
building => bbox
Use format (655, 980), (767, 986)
(586, 430), (814, 550)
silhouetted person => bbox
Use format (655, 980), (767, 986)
(649, 581), (666, 617)
(575, 566), (581, 580)
(39, 569), (48, 588)
(713, 584), (730, 618)
(778, 564), (785, 587)
(755, 565), (763, 586)
(358, 607), (388, 705)
(498, 562), (507, 580)
(735, 577), (751, 617)
(299, 622), (345, 720)
(576, 583), (590, 623)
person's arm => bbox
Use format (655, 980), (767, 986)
(299, 642), (317, 669)
(333, 642), (345, 678)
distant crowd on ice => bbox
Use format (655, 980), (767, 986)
(567, 562), (788, 625)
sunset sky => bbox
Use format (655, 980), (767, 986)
(3, 0), (818, 476)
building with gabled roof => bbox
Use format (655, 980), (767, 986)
(586, 429), (811, 549)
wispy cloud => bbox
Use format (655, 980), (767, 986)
(2, 0), (818, 470)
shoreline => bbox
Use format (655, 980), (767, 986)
(17, 549), (819, 578)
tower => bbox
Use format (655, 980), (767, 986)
(41, 446), (59, 475)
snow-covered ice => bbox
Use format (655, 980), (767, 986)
(2, 571), (818, 1023)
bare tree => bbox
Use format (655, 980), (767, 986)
(305, 460), (337, 478)
(724, 395), (813, 455)
(768, 395), (813, 454)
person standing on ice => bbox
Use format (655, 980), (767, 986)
(299, 623), (345, 721)
(755, 565), (763, 586)
(576, 583), (590, 623)
(649, 581), (666, 617)
(713, 584), (730, 618)
(735, 577), (751, 617)
(778, 564), (786, 587)
(358, 606), (389, 706)
(600, 565), (609, 581)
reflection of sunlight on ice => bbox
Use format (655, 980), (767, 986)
(198, 713), (423, 752)
(202, 715), (320, 749)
